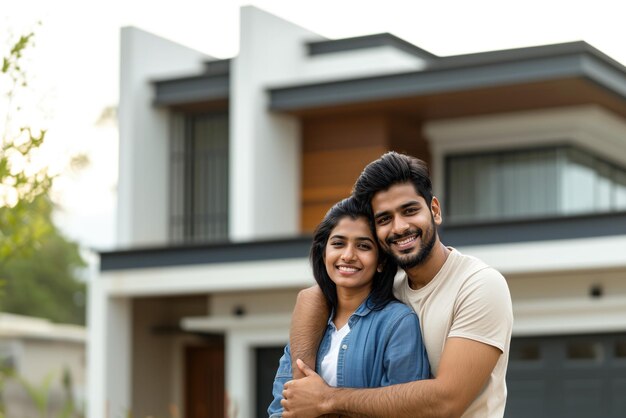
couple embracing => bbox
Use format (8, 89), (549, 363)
(269, 151), (513, 418)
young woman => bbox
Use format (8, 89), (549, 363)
(268, 197), (430, 417)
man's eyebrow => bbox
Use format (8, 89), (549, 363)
(374, 200), (421, 218)
(400, 200), (421, 209)
(373, 210), (389, 219)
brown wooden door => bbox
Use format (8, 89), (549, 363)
(185, 337), (225, 418)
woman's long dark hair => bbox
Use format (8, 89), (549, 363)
(309, 196), (398, 314)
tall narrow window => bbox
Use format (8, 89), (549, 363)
(170, 112), (229, 243)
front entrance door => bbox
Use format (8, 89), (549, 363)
(184, 336), (225, 418)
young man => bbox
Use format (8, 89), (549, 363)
(281, 152), (513, 418)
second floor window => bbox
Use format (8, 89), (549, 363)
(170, 112), (229, 243)
(446, 146), (626, 224)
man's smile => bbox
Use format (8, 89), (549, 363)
(387, 230), (421, 251)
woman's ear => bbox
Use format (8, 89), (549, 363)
(377, 263), (384, 273)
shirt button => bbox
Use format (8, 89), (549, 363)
(341, 344), (348, 350)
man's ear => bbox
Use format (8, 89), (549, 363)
(431, 196), (443, 225)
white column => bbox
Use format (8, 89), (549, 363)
(230, 6), (324, 241)
(225, 328), (288, 418)
(87, 278), (132, 418)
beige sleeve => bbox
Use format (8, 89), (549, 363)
(448, 268), (513, 352)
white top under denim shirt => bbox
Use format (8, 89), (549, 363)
(320, 322), (351, 386)
(268, 295), (431, 417)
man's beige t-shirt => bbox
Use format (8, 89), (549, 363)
(393, 248), (513, 418)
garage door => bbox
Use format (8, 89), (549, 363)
(506, 333), (626, 417)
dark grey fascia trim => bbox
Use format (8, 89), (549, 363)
(269, 42), (626, 112)
(100, 236), (312, 272)
(581, 53), (626, 100)
(270, 54), (586, 111)
(307, 33), (438, 60)
(439, 211), (626, 247)
(153, 73), (229, 107)
(202, 58), (231, 76)
(429, 41), (625, 71)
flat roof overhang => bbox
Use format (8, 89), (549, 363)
(152, 59), (231, 112)
(269, 41), (626, 119)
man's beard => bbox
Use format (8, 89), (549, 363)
(386, 219), (437, 270)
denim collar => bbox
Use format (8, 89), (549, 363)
(326, 294), (374, 327)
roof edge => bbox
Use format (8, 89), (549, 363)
(307, 32), (438, 60)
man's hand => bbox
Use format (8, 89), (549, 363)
(281, 359), (333, 418)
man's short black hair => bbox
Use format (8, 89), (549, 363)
(352, 151), (433, 211)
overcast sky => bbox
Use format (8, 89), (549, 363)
(4, 0), (626, 251)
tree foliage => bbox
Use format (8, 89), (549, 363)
(0, 196), (86, 324)
(1, 29), (86, 324)
(1, 30), (53, 263)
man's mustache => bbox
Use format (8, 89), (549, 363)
(386, 229), (422, 246)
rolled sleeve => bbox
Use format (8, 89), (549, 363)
(267, 344), (292, 417)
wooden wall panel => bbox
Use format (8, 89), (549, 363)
(300, 112), (434, 232)
(301, 114), (389, 232)
(387, 115), (431, 169)
(302, 114), (387, 152)
(301, 145), (387, 231)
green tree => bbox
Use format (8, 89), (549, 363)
(1, 29), (86, 324)
(0, 196), (86, 324)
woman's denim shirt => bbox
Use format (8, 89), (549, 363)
(268, 297), (430, 417)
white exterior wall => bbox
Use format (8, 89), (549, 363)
(20, 340), (85, 387)
(230, 6), (320, 241)
(230, 6), (427, 241)
(87, 278), (132, 418)
(101, 257), (312, 297)
(117, 27), (211, 247)
(460, 237), (626, 336)
(0, 315), (86, 417)
(297, 47), (427, 82)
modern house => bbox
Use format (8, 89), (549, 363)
(89, 6), (626, 418)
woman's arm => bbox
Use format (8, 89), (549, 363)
(289, 286), (328, 378)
